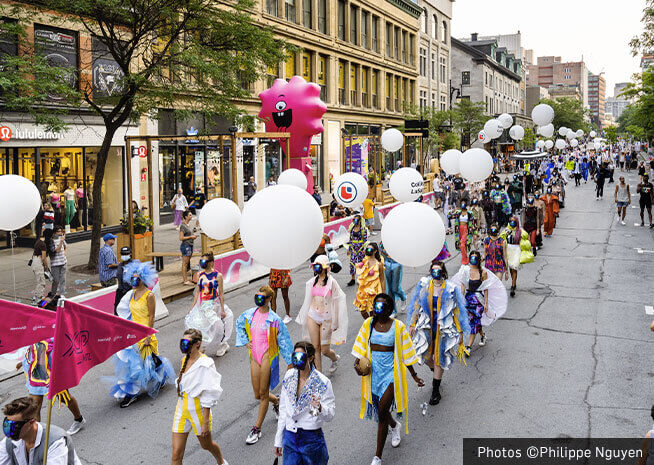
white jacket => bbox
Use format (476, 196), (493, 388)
(295, 275), (348, 345)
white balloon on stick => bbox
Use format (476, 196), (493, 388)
(478, 130), (489, 144)
(531, 104), (554, 126)
(484, 119), (504, 139)
(498, 113), (513, 129)
(539, 124), (555, 138)
(509, 125), (525, 141)
(555, 139), (567, 150)
(545, 140), (554, 150)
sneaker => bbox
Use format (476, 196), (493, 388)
(119, 395), (138, 408)
(329, 354), (340, 373)
(650, 224), (654, 229)
(245, 426), (262, 445)
(479, 334), (487, 347)
(283, 315), (292, 324)
(370, 231), (377, 235)
(399, 300), (408, 314)
(371, 457), (382, 465)
(66, 418), (86, 435)
(642, 222), (645, 227)
(390, 421), (401, 447)
(272, 402), (280, 419)
(620, 220), (626, 226)
(216, 342), (229, 357)
(222, 460), (229, 465)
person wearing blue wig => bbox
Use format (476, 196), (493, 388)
(107, 260), (175, 408)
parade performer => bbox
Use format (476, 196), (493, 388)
(352, 294), (424, 465)
(296, 255), (348, 374)
(483, 224), (509, 281)
(347, 214), (369, 286)
(235, 286), (293, 445)
(269, 268), (293, 324)
(521, 195), (541, 255)
(581, 157), (590, 183)
(434, 241), (451, 261)
(407, 261), (469, 406)
(470, 198), (486, 250)
(501, 216), (535, 298)
(172, 329), (228, 465)
(274, 341), (335, 465)
(491, 184), (512, 228)
(110, 260), (175, 408)
(354, 243), (385, 319)
(450, 252), (508, 353)
(18, 339), (86, 435)
(380, 243), (407, 312)
(447, 201), (476, 265)
(541, 187), (560, 237)
(508, 174), (524, 214)
(480, 190), (495, 226)
(185, 254), (233, 357)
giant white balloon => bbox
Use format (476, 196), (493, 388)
(381, 202), (445, 267)
(589, 130), (597, 138)
(539, 123), (555, 138)
(593, 142), (601, 151)
(576, 129), (584, 137)
(570, 139), (579, 147)
(509, 125), (525, 141)
(566, 129), (576, 141)
(333, 172), (369, 209)
(0, 175), (41, 231)
(440, 149), (462, 175)
(498, 113), (513, 129)
(544, 140), (554, 150)
(558, 126), (568, 137)
(389, 167), (425, 203)
(555, 139), (566, 150)
(536, 140), (546, 149)
(484, 119), (504, 139)
(199, 198), (241, 240)
(478, 130), (489, 144)
(381, 128), (404, 152)
(278, 168), (308, 191)
(240, 185), (323, 269)
(531, 104), (555, 126)
(459, 148), (494, 182)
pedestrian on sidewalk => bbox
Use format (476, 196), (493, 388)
(48, 225), (67, 297)
(171, 329), (228, 465)
(113, 246), (133, 314)
(246, 176), (257, 200)
(180, 210), (198, 285)
(235, 286), (293, 446)
(614, 177), (631, 226)
(30, 227), (50, 303)
(99, 233), (118, 287)
(274, 341), (335, 465)
(353, 293), (424, 465)
(636, 174), (654, 228)
(172, 188), (189, 228)
(312, 185), (322, 206)
(0, 397), (83, 464)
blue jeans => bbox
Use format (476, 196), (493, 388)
(283, 429), (329, 465)
(180, 242), (193, 257)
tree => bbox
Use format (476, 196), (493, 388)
(522, 126), (536, 150)
(402, 104), (459, 166)
(540, 97), (590, 132)
(451, 99), (486, 149)
(604, 126), (618, 152)
(630, 0), (654, 58)
(2, 0), (290, 271)
(620, 68), (654, 143)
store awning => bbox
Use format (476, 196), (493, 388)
(510, 150), (549, 160)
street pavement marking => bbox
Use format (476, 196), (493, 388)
(646, 306), (654, 316)
(634, 248), (654, 254)
(631, 205), (638, 208)
(635, 223), (641, 226)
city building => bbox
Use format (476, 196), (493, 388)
(605, 98), (629, 121)
(526, 56), (589, 109)
(450, 34), (522, 116)
(547, 84), (582, 102)
(641, 51), (654, 72)
(588, 73), (606, 128)
(525, 85), (549, 116)
(614, 82), (630, 100)
(416, 0), (453, 112)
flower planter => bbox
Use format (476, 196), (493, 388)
(117, 231), (153, 262)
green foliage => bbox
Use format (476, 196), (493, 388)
(120, 211), (153, 235)
(540, 98), (590, 133)
(604, 126), (618, 145)
(451, 99), (486, 148)
(522, 126), (536, 149)
(403, 104), (458, 159)
(618, 69), (654, 142)
(630, 0), (654, 57)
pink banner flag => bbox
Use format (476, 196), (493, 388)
(48, 300), (156, 399)
(0, 299), (56, 355)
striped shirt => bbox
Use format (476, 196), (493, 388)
(50, 237), (67, 266)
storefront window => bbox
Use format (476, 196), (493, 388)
(264, 141), (282, 184)
(84, 148), (123, 229)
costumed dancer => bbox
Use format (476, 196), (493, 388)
(354, 242), (385, 319)
(521, 195), (541, 255)
(541, 187), (559, 237)
(110, 260), (175, 408)
(469, 198), (486, 251)
(450, 252), (508, 353)
(269, 268), (293, 324)
(235, 286), (293, 445)
(296, 255), (348, 374)
(17, 338), (86, 435)
(501, 216), (535, 298)
(491, 184), (512, 228)
(448, 201), (475, 265)
(407, 261), (469, 406)
(185, 254), (233, 357)
(434, 241), (451, 261)
(347, 214), (369, 286)
(379, 242), (407, 313)
(352, 293), (424, 465)
(480, 190), (495, 227)
(581, 157), (590, 183)
(274, 341), (335, 465)
(171, 329), (228, 465)
(483, 223), (509, 281)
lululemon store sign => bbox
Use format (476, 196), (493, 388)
(0, 125), (62, 142)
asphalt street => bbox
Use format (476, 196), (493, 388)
(1, 168), (653, 465)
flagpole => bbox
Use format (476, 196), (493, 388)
(42, 397), (54, 465)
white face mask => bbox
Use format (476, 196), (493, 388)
(120, 255), (131, 262)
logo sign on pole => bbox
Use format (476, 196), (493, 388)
(138, 146), (147, 158)
(0, 126), (12, 142)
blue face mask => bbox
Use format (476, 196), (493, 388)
(509, 220), (518, 228)
(179, 338), (199, 354)
(291, 351), (308, 370)
(490, 227), (499, 236)
(254, 294), (267, 307)
(373, 300), (389, 315)
(199, 259), (209, 269)
(469, 255), (479, 266)
(527, 198), (534, 205)
(130, 276), (141, 288)
(312, 263), (323, 274)
(431, 268), (443, 280)
(3, 418), (28, 441)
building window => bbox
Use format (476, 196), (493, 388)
(386, 74), (392, 110)
(338, 60), (346, 104)
(266, 0), (278, 16)
(431, 15), (437, 40)
(285, 53), (296, 79)
(420, 13), (426, 33)
(440, 94), (446, 111)
(395, 76), (401, 110)
(302, 0), (312, 28)
(409, 80), (415, 105)
(439, 56), (446, 84)
(386, 22), (392, 57)
(372, 70), (379, 108)
(485, 96), (489, 112)
(350, 64), (358, 105)
(441, 21), (447, 44)
(402, 31), (407, 63)
(350, 5), (358, 45)
(285, 0), (296, 22)
(372, 16), (378, 52)
(394, 27), (400, 59)
(431, 53), (435, 79)
(431, 92), (435, 108)
(318, 55), (327, 101)
(318, 0), (327, 33)
(362, 67), (369, 107)
(419, 48), (427, 77)
(409, 34), (415, 65)
(419, 90), (426, 109)
(301, 52), (312, 81)
(361, 11), (368, 48)
(338, 0), (345, 40)
(266, 64), (280, 88)
(462, 71), (470, 85)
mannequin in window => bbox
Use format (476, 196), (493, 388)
(63, 184), (77, 226)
